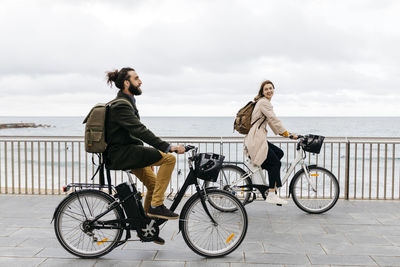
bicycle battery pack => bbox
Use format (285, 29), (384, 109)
(115, 182), (142, 219)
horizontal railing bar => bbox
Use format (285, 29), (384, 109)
(1, 136), (400, 143)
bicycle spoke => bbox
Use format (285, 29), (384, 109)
(292, 167), (339, 213)
(182, 190), (247, 256)
(55, 191), (122, 257)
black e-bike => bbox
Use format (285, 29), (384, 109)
(52, 145), (248, 258)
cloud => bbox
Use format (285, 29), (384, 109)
(0, 0), (399, 116)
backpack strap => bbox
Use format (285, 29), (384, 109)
(107, 98), (133, 109)
(257, 116), (267, 129)
(251, 100), (267, 129)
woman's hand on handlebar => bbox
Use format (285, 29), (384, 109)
(289, 133), (299, 140)
(170, 144), (186, 154)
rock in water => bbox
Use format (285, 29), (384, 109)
(0, 123), (51, 129)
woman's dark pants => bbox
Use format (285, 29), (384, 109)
(261, 141), (284, 188)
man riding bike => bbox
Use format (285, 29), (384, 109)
(104, 67), (185, 243)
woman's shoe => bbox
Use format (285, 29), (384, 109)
(265, 193), (288, 205)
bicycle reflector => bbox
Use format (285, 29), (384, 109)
(97, 238), (108, 245)
(226, 233), (235, 243)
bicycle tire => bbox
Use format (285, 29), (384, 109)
(180, 188), (248, 257)
(54, 189), (124, 258)
(205, 165), (252, 206)
(291, 166), (340, 214)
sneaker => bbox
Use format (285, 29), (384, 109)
(147, 205), (179, 220)
(152, 236), (165, 245)
(265, 193), (288, 205)
(136, 234), (165, 245)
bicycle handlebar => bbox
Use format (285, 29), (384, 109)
(289, 134), (305, 140)
(171, 145), (196, 153)
(184, 145), (195, 152)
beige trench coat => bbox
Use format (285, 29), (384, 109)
(244, 97), (287, 166)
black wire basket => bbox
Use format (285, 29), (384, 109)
(194, 153), (225, 182)
(301, 134), (325, 154)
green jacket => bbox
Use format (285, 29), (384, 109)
(105, 91), (170, 170)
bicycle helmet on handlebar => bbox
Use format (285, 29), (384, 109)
(194, 153), (225, 182)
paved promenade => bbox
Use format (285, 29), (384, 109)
(1, 195), (400, 266)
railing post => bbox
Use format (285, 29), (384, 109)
(344, 138), (350, 200)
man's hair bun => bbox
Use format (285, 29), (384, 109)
(106, 70), (119, 85)
(106, 67), (135, 89)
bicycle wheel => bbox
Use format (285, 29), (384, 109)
(291, 166), (340, 214)
(205, 165), (252, 206)
(180, 188), (248, 257)
(54, 190), (124, 258)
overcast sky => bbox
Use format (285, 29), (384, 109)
(0, 0), (399, 117)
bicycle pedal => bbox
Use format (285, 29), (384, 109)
(276, 204), (282, 206)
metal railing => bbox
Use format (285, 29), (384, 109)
(0, 136), (399, 200)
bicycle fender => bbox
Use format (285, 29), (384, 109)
(288, 164), (317, 197)
(50, 191), (77, 224)
(178, 188), (218, 231)
(178, 192), (200, 232)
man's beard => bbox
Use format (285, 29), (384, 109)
(128, 82), (142, 95)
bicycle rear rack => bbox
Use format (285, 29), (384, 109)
(62, 183), (113, 193)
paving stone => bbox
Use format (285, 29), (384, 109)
(93, 260), (141, 267)
(244, 252), (310, 265)
(263, 242), (325, 255)
(259, 233), (301, 246)
(122, 233), (190, 251)
(382, 234), (400, 245)
(0, 246), (43, 257)
(9, 227), (55, 239)
(154, 249), (206, 262)
(141, 261), (185, 266)
(34, 247), (76, 258)
(0, 236), (26, 246)
(0, 227), (21, 237)
(186, 262), (230, 267)
(309, 254), (377, 265)
(322, 243), (400, 256)
(231, 263), (283, 267)
(0, 257), (45, 267)
(204, 252), (244, 263)
(0, 217), (53, 228)
(345, 233), (392, 245)
(38, 258), (97, 267)
(323, 224), (372, 234)
(367, 225), (400, 236)
(299, 233), (352, 245)
(18, 237), (60, 248)
(371, 256), (400, 267)
(237, 241), (264, 252)
(95, 249), (157, 261)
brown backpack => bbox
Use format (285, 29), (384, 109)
(82, 98), (132, 153)
(233, 100), (265, 134)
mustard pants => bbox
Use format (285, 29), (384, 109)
(131, 151), (176, 213)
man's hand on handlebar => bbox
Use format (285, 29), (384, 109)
(170, 144), (186, 154)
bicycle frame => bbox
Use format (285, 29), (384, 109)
(224, 145), (317, 198)
(55, 153), (218, 239)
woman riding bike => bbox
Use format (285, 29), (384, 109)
(244, 80), (298, 205)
